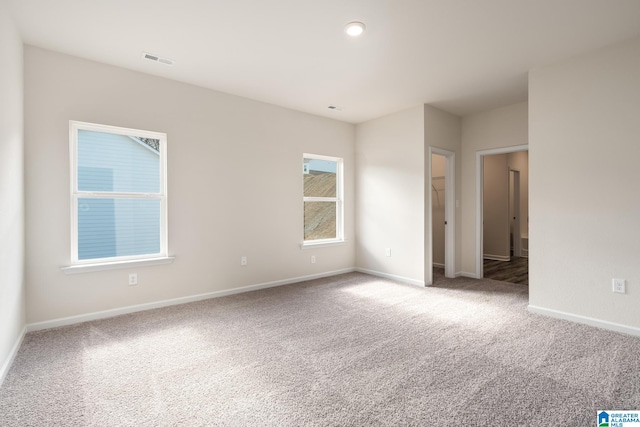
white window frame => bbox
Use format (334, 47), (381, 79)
(302, 153), (344, 247)
(63, 121), (171, 273)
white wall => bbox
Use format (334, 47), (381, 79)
(529, 35), (640, 330)
(355, 106), (425, 284)
(24, 46), (355, 324)
(460, 102), (528, 275)
(0, 1), (25, 383)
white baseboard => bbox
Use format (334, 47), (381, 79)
(457, 271), (479, 279)
(355, 267), (425, 287)
(0, 326), (26, 388)
(483, 254), (511, 261)
(432, 262), (445, 268)
(528, 305), (640, 338)
(27, 268), (356, 332)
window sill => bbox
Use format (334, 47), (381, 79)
(301, 240), (347, 249)
(61, 256), (175, 275)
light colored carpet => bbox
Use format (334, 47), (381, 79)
(1, 272), (639, 426)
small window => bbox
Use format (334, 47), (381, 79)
(69, 121), (168, 265)
(303, 154), (343, 244)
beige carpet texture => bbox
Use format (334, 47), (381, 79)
(1, 272), (639, 426)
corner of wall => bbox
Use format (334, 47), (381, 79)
(355, 105), (425, 283)
(0, 1), (27, 387)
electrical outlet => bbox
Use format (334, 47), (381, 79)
(129, 273), (138, 286)
(241, 256), (247, 266)
(385, 248), (391, 257)
(613, 278), (626, 294)
(311, 255), (316, 264)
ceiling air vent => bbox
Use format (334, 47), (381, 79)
(142, 52), (175, 66)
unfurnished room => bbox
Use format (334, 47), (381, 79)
(1, 1), (640, 425)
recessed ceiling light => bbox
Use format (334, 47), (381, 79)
(344, 21), (366, 37)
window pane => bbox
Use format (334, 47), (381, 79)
(78, 198), (161, 260)
(304, 201), (336, 240)
(78, 130), (160, 193)
(303, 158), (336, 197)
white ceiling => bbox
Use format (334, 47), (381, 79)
(7, 0), (640, 123)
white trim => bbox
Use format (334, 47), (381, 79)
(458, 271), (480, 279)
(426, 147), (433, 285)
(433, 262), (445, 268)
(61, 256), (175, 274)
(302, 153), (340, 162)
(0, 326), (26, 387)
(300, 239), (347, 249)
(483, 254), (511, 262)
(476, 150), (483, 278)
(476, 145), (528, 279)
(28, 268), (355, 332)
(528, 305), (640, 338)
(355, 267), (425, 287)
(304, 197), (337, 203)
(70, 120), (166, 140)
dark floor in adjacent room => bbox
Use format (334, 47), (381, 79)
(433, 257), (528, 286)
(483, 257), (528, 285)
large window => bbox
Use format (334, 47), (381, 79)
(303, 154), (343, 245)
(69, 121), (168, 265)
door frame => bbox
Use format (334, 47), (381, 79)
(475, 145), (528, 278)
(427, 146), (455, 285)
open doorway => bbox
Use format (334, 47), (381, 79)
(476, 146), (528, 284)
(427, 147), (455, 285)
(432, 153), (446, 274)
